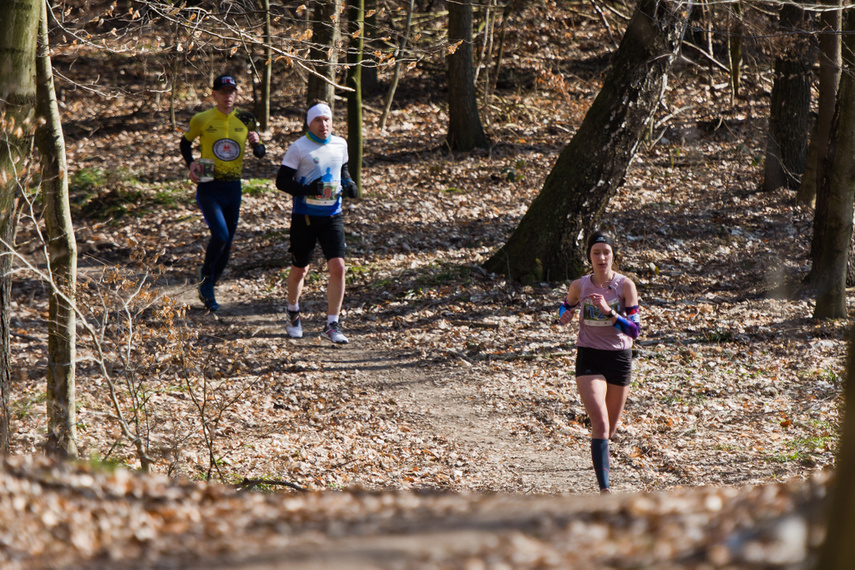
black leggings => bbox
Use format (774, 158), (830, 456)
(196, 181), (241, 282)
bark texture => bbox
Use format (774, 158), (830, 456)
(306, 0), (342, 112)
(762, 3), (811, 192)
(798, 0), (841, 206)
(0, 0), (41, 453)
(483, 0), (688, 282)
(812, 9), (855, 319)
(346, 0), (364, 191)
(446, 0), (488, 151)
(257, 0), (272, 131)
(36, 0), (78, 459)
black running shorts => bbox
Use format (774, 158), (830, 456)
(575, 346), (633, 387)
(289, 212), (346, 268)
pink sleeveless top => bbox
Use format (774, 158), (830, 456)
(576, 273), (633, 351)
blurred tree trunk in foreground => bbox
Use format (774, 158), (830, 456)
(815, 323), (855, 568)
(36, 0), (78, 459)
(0, 0), (42, 453)
(483, 0), (690, 283)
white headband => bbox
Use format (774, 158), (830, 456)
(306, 103), (332, 126)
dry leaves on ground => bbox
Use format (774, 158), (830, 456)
(3, 2), (849, 567)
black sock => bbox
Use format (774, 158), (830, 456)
(591, 438), (610, 490)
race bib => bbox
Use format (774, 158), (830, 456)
(305, 182), (340, 206)
(582, 299), (618, 327)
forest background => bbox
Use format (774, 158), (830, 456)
(0, 0), (853, 567)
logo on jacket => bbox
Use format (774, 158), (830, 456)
(213, 139), (241, 161)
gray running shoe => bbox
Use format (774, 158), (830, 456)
(285, 310), (303, 338)
(322, 321), (348, 344)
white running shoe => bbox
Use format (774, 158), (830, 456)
(285, 310), (303, 338)
(322, 321), (348, 344)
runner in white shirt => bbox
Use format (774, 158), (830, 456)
(275, 100), (359, 344)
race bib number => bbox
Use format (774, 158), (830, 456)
(582, 299), (618, 327)
(305, 182), (340, 206)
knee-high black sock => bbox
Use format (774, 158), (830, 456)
(591, 438), (610, 490)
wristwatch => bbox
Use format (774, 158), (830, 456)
(608, 309), (618, 318)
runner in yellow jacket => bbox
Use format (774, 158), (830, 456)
(180, 74), (265, 311)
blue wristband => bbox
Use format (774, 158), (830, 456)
(559, 300), (577, 316)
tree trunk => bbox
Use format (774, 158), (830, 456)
(798, 0), (842, 207)
(346, 0), (364, 192)
(379, 0), (415, 131)
(815, 322), (855, 568)
(169, 21), (180, 128)
(808, 2), (845, 287)
(762, 3), (811, 192)
(489, 0), (516, 109)
(812, 9), (855, 319)
(361, 0), (379, 94)
(483, 0), (689, 283)
(446, 0), (489, 151)
(36, 0), (78, 459)
(307, 0), (342, 111)
(257, 0), (272, 132)
(848, 230), (855, 286)
(728, 1), (743, 102)
(0, 0), (42, 454)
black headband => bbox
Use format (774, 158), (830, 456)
(587, 234), (616, 259)
(592, 235), (614, 248)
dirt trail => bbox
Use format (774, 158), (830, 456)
(163, 276), (599, 495)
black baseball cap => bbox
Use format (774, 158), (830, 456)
(213, 74), (237, 90)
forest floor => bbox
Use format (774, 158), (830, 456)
(2, 2), (851, 568)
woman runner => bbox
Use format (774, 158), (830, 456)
(558, 230), (641, 493)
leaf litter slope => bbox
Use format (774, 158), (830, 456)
(4, 3), (848, 567)
(0, 455), (831, 569)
